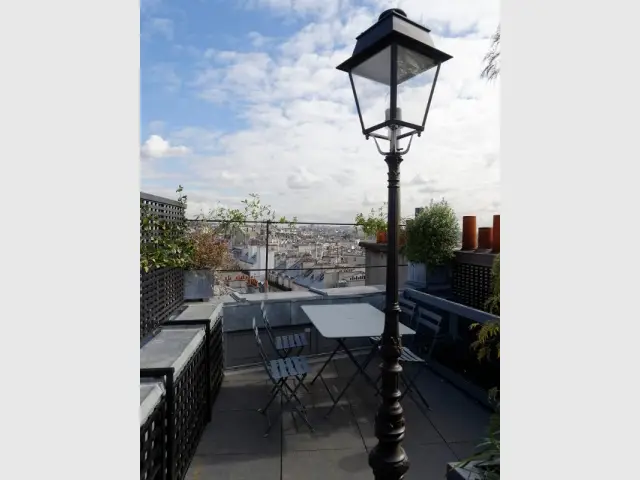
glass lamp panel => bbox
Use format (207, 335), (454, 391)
(352, 46), (392, 85)
(396, 46), (438, 128)
(351, 71), (390, 133)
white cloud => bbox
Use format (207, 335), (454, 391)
(148, 63), (182, 92)
(144, 18), (174, 41)
(286, 167), (322, 190)
(140, 135), (191, 160)
(148, 120), (166, 134)
(142, 1), (500, 225)
(245, 0), (343, 19)
(247, 31), (271, 48)
(141, 0), (162, 13)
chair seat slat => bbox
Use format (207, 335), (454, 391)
(283, 357), (296, 376)
(399, 347), (425, 363)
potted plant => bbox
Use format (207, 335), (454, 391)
(399, 226), (407, 246)
(184, 222), (235, 301)
(447, 402), (500, 479)
(449, 255), (500, 479)
(404, 199), (461, 289)
(140, 186), (193, 274)
(355, 204), (388, 242)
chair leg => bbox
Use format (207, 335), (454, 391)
(298, 375), (310, 393)
(374, 371), (383, 396)
(310, 343), (341, 385)
(259, 379), (284, 414)
(326, 347), (378, 418)
(399, 364), (431, 411)
(284, 376), (314, 432)
(283, 376), (308, 412)
(264, 375), (313, 436)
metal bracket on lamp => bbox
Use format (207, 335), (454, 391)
(373, 132), (415, 156)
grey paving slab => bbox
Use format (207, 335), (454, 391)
(282, 405), (365, 451)
(213, 379), (273, 412)
(402, 443), (461, 480)
(195, 409), (281, 455)
(282, 448), (372, 480)
(426, 405), (490, 444)
(448, 441), (478, 461)
(223, 367), (273, 384)
(186, 453), (280, 480)
(407, 366), (483, 411)
(306, 357), (341, 379)
(351, 399), (446, 450)
(295, 376), (348, 409)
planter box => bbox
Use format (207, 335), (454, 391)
(407, 262), (451, 292)
(447, 461), (498, 480)
(184, 270), (214, 301)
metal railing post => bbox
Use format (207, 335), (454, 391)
(265, 220), (270, 292)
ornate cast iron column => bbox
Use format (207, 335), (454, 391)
(368, 152), (409, 480)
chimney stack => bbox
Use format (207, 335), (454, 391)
(478, 227), (493, 250)
(492, 215), (500, 253)
(462, 216), (477, 250)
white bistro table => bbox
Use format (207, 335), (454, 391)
(301, 303), (415, 416)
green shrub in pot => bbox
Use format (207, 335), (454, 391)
(405, 199), (460, 271)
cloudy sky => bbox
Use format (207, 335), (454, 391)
(141, 0), (500, 225)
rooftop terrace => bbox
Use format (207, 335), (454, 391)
(140, 192), (499, 480)
(185, 354), (490, 480)
(140, 285), (498, 480)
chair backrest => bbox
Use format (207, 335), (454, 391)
(252, 317), (273, 377)
(414, 306), (443, 358)
(398, 297), (418, 327)
(259, 302), (278, 349)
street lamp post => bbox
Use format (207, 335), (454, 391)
(336, 8), (452, 480)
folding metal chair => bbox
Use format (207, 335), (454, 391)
(260, 301), (308, 358)
(260, 302), (310, 393)
(252, 318), (314, 436)
(369, 296), (418, 345)
(373, 304), (444, 412)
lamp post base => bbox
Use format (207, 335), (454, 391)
(368, 410), (410, 479)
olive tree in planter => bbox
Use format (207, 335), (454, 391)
(183, 223), (237, 301)
(206, 193), (298, 245)
(405, 199), (460, 290)
(196, 193), (296, 293)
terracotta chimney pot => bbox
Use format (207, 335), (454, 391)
(478, 227), (493, 250)
(462, 216), (477, 250)
(492, 215), (500, 253)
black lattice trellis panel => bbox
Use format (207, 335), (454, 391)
(172, 340), (208, 480)
(141, 315), (225, 480)
(140, 192), (186, 244)
(140, 192), (186, 340)
(141, 396), (166, 480)
(452, 261), (492, 311)
(140, 268), (185, 339)
(210, 315), (224, 400)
